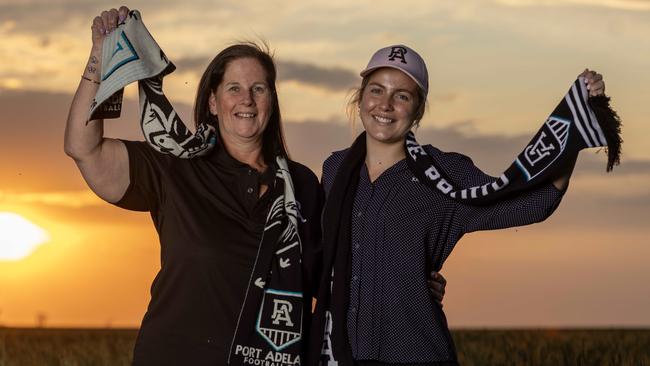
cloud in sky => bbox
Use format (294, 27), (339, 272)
(496, 0), (650, 11)
(277, 60), (358, 91)
(0, 190), (104, 208)
(174, 56), (359, 91)
(1, 0), (648, 160)
(172, 56), (210, 74)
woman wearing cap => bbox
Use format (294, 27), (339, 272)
(309, 45), (611, 365)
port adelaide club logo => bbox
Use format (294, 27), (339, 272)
(516, 116), (570, 181)
(256, 289), (303, 351)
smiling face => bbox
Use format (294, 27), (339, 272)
(359, 67), (420, 146)
(209, 57), (272, 145)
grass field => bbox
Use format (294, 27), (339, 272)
(1, 328), (649, 365)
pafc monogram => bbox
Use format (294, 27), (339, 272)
(388, 46), (407, 64)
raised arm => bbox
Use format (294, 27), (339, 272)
(64, 6), (130, 203)
(460, 69), (607, 232)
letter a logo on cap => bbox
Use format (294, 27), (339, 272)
(388, 46), (407, 64)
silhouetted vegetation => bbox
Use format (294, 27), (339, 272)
(0, 328), (649, 365)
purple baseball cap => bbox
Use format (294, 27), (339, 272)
(360, 44), (429, 97)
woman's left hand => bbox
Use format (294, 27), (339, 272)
(428, 271), (447, 306)
(579, 68), (605, 97)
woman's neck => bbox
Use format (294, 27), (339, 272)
(365, 136), (405, 182)
(222, 136), (266, 172)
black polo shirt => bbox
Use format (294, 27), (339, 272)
(115, 140), (323, 366)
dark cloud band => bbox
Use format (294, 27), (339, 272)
(173, 56), (358, 91)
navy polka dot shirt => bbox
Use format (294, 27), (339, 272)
(321, 144), (564, 364)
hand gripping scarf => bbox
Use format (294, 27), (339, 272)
(89, 10), (304, 365)
(308, 79), (622, 365)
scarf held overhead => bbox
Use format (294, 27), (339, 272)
(88, 11), (216, 158)
(309, 79), (622, 365)
(89, 11), (304, 365)
(405, 77), (622, 205)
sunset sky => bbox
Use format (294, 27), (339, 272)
(1, 0), (649, 328)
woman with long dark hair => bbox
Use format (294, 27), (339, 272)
(64, 6), (324, 365)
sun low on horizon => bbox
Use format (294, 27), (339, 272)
(0, 211), (50, 262)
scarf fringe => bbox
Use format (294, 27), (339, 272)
(589, 95), (622, 172)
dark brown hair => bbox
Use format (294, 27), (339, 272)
(347, 69), (427, 128)
(194, 42), (288, 161)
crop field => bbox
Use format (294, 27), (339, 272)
(452, 329), (650, 366)
(0, 328), (649, 365)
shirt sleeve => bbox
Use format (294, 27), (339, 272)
(451, 153), (565, 233)
(460, 183), (564, 233)
(113, 140), (167, 212)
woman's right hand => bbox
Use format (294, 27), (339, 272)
(91, 6), (130, 49)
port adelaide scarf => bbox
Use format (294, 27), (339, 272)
(309, 80), (622, 364)
(89, 11), (304, 365)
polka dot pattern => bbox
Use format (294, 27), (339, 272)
(321, 144), (564, 364)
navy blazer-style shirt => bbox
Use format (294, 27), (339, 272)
(321, 144), (564, 364)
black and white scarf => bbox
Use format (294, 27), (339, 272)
(308, 79), (622, 365)
(405, 77), (621, 205)
(90, 10), (304, 365)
